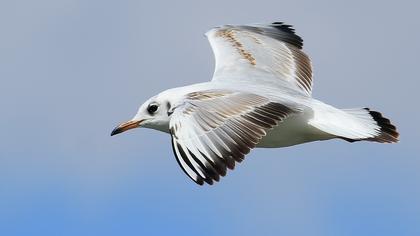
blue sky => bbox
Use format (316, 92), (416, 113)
(1, 0), (419, 235)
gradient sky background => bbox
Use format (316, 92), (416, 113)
(1, 0), (419, 235)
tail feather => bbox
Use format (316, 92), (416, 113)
(309, 105), (399, 143)
(338, 108), (399, 143)
(363, 108), (399, 143)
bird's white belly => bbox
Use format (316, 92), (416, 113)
(257, 113), (334, 148)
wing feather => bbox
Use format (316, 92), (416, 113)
(169, 90), (297, 185)
(206, 22), (313, 96)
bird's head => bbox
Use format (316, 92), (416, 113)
(111, 95), (172, 136)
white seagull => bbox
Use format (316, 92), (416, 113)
(111, 22), (399, 185)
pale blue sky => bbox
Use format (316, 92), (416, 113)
(1, 0), (419, 235)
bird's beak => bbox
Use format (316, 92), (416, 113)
(110, 120), (142, 136)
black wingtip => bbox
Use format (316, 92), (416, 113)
(270, 22), (303, 49)
(271, 22), (295, 32)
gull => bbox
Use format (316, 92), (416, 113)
(111, 22), (399, 185)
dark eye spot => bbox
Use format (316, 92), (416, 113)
(147, 104), (159, 114)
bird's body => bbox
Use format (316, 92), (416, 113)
(112, 22), (399, 185)
(146, 81), (333, 147)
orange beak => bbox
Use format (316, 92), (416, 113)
(110, 120), (142, 136)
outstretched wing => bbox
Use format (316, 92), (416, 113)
(169, 90), (297, 185)
(206, 22), (313, 96)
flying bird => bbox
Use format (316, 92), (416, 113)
(111, 22), (399, 185)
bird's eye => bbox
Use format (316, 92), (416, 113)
(147, 104), (159, 114)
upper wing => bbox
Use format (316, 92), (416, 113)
(169, 90), (297, 185)
(206, 22), (313, 96)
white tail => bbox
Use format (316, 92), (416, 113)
(309, 104), (399, 143)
